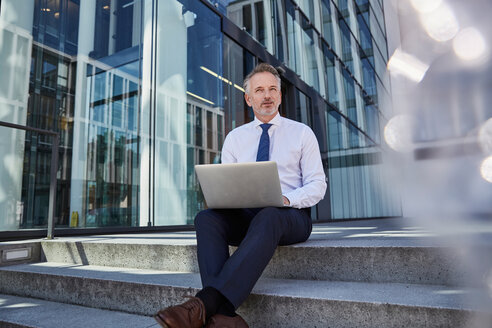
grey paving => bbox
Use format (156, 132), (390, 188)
(0, 294), (158, 328)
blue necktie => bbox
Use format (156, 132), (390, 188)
(256, 123), (272, 162)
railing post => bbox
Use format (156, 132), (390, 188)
(46, 134), (59, 239)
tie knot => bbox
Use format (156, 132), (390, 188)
(260, 123), (272, 132)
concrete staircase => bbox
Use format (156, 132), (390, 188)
(1, 218), (491, 328)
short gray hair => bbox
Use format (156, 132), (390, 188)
(243, 63), (281, 94)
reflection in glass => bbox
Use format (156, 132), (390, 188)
(285, 2), (321, 93)
(325, 108), (400, 219)
(356, 1), (374, 62)
(254, 2), (266, 45)
(361, 57), (377, 101)
(364, 101), (381, 144)
(223, 36), (255, 133)
(22, 0), (80, 228)
(286, 0), (301, 75)
(297, 0), (315, 25)
(295, 90), (313, 126)
(17, 0), (145, 229)
(337, 0), (350, 18)
(243, 5), (253, 35)
(226, 0), (274, 53)
(0, 0), (401, 230)
(341, 66), (368, 148)
(154, 0), (223, 225)
(322, 43), (339, 107)
(272, 0), (286, 63)
(300, 14), (320, 93)
(83, 62), (140, 227)
(339, 19), (354, 73)
(321, 0), (335, 48)
(223, 0), (285, 63)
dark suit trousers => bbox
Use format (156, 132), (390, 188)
(194, 206), (312, 309)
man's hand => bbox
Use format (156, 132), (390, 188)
(283, 196), (290, 206)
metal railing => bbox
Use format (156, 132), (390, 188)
(0, 120), (59, 239)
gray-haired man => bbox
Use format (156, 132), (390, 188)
(154, 63), (326, 328)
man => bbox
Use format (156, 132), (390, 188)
(154, 63), (326, 328)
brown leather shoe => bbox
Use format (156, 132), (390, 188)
(205, 314), (249, 328)
(154, 296), (206, 328)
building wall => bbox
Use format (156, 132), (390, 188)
(0, 0), (401, 233)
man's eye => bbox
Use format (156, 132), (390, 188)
(255, 89), (263, 93)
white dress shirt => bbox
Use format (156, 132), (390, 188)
(221, 113), (327, 209)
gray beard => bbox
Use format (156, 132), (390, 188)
(255, 107), (278, 117)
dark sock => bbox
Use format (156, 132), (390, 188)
(216, 299), (237, 317)
(195, 287), (228, 320)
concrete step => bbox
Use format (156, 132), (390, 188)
(0, 293), (158, 328)
(39, 231), (492, 287)
(0, 262), (490, 328)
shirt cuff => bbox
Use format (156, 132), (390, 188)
(283, 188), (307, 209)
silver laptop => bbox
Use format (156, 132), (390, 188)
(195, 161), (284, 209)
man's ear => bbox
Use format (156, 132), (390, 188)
(244, 93), (252, 107)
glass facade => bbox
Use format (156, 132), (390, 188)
(0, 0), (400, 234)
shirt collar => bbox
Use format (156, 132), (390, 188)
(253, 112), (282, 127)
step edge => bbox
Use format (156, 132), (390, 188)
(0, 264), (487, 313)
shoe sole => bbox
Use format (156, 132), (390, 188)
(153, 314), (170, 328)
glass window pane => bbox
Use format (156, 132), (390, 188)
(300, 15), (320, 92)
(286, 1), (301, 74)
(325, 105), (394, 219)
(223, 1), (275, 54)
(154, 0), (222, 225)
(342, 67), (356, 118)
(323, 43), (339, 107)
(254, 2), (266, 46)
(321, 0), (335, 48)
(339, 19), (354, 73)
(295, 90), (313, 126)
(272, 0), (286, 62)
(0, 0), (404, 231)
(223, 36), (255, 134)
(298, 0), (315, 24)
(243, 4), (253, 35)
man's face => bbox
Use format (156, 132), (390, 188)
(244, 72), (282, 119)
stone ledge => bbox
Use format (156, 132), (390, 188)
(40, 238), (491, 286)
(0, 263), (490, 328)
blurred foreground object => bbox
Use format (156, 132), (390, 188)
(386, 0), (492, 215)
(385, 1), (492, 326)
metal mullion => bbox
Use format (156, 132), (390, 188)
(149, 0), (158, 226)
